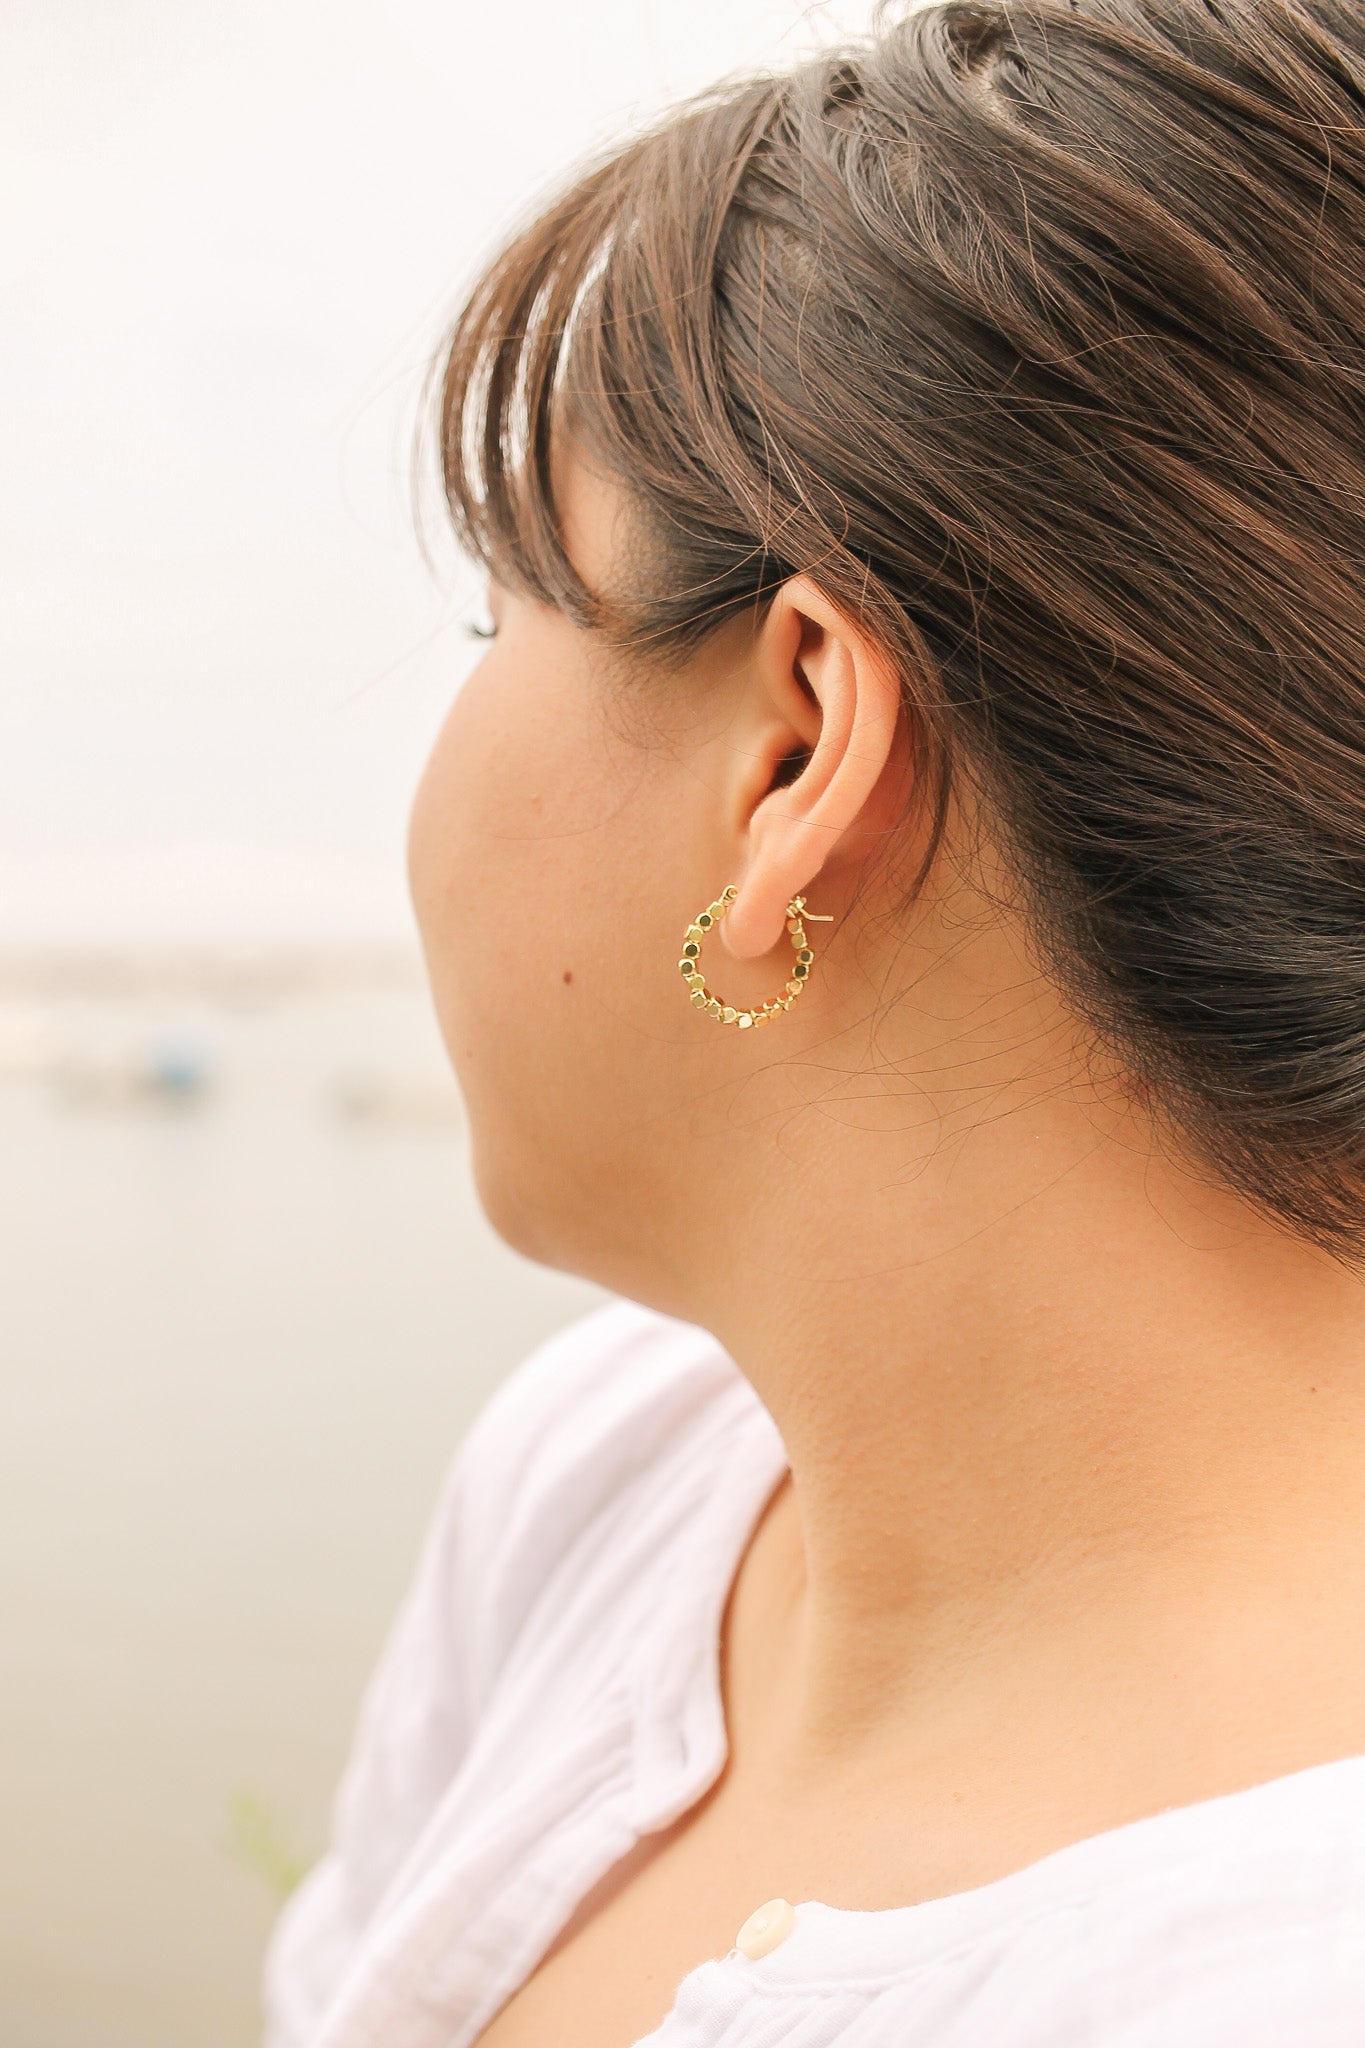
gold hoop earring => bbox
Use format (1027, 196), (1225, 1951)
(678, 885), (834, 1028)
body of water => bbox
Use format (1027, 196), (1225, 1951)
(0, 962), (608, 2048)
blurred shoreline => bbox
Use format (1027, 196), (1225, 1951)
(0, 945), (458, 1127)
(0, 943), (426, 1001)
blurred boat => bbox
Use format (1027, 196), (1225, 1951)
(51, 1039), (214, 1109)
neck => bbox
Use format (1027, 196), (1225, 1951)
(679, 1040), (1365, 1778)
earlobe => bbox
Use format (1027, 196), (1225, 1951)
(720, 577), (904, 963)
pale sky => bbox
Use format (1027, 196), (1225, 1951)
(1, 0), (876, 947)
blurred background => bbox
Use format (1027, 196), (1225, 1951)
(1, 3), (872, 2043)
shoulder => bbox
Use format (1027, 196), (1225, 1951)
(445, 1296), (745, 1711)
(344, 1293), (749, 1771)
(457, 1294), (743, 1509)
(261, 1298), (746, 2043)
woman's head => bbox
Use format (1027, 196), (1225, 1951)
(409, 0), (1365, 1280)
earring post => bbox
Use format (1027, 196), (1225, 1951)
(790, 894), (834, 920)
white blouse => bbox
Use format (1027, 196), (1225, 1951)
(262, 1296), (1365, 2047)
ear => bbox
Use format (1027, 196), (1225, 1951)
(718, 575), (908, 961)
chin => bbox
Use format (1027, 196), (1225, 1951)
(466, 1134), (566, 1270)
(469, 1131), (632, 1295)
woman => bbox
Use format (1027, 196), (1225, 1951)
(263, 1), (1365, 2041)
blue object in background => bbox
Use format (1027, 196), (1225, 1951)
(144, 1042), (211, 1100)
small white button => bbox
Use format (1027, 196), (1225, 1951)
(735, 1897), (796, 1959)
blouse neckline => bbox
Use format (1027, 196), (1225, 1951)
(626, 1352), (1365, 1987)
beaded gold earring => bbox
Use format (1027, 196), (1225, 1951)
(678, 886), (834, 1028)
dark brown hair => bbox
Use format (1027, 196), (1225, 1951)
(421, 0), (1365, 1261)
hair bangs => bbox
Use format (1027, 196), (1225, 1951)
(421, 68), (798, 653)
(422, 138), (644, 625)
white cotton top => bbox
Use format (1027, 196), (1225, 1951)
(262, 1297), (1365, 2048)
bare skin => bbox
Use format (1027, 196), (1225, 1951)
(405, 430), (1365, 2047)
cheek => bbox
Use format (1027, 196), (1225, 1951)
(406, 688), (476, 977)
(406, 656), (630, 1112)
(407, 672), (543, 1053)
(404, 637), (701, 1270)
